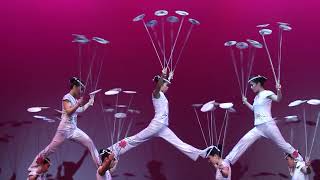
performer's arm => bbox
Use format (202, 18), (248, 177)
(76, 95), (94, 113)
(63, 97), (83, 115)
(242, 96), (253, 111)
(109, 160), (118, 173)
(153, 68), (167, 99)
(98, 153), (115, 176)
(220, 166), (230, 178)
(269, 83), (282, 102)
(218, 163), (230, 178)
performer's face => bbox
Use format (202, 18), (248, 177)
(41, 163), (50, 173)
(161, 83), (169, 93)
(286, 157), (295, 168)
(72, 85), (82, 97)
(208, 155), (219, 165)
(250, 82), (260, 93)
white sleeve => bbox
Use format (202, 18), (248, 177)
(62, 94), (71, 102)
(262, 90), (275, 99)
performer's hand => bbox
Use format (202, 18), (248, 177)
(305, 161), (311, 167)
(242, 96), (248, 104)
(108, 153), (115, 161)
(88, 95), (95, 106)
(218, 163), (224, 170)
(77, 97), (84, 106)
(276, 83), (281, 91)
(162, 68), (168, 76)
(168, 71), (174, 80)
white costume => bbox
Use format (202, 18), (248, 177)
(289, 161), (309, 180)
(28, 93), (100, 175)
(27, 170), (47, 180)
(108, 92), (205, 161)
(215, 160), (231, 180)
(225, 90), (299, 164)
(96, 170), (112, 180)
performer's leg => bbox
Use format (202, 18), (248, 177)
(225, 127), (262, 165)
(262, 121), (303, 161)
(70, 128), (101, 167)
(28, 129), (68, 171)
(108, 120), (163, 157)
(157, 126), (202, 161)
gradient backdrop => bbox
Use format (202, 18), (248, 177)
(1, 0), (320, 179)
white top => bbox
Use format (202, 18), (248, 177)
(152, 91), (169, 125)
(290, 161), (309, 180)
(253, 90), (275, 126)
(60, 93), (81, 127)
(215, 160), (231, 180)
(28, 171), (47, 180)
(96, 170), (112, 180)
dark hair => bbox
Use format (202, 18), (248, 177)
(43, 157), (50, 165)
(249, 75), (267, 87)
(99, 149), (112, 162)
(285, 153), (294, 159)
(207, 145), (222, 157)
(69, 77), (84, 89)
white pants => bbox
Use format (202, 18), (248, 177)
(28, 125), (101, 174)
(108, 120), (202, 161)
(225, 121), (297, 165)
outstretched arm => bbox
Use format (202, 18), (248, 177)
(76, 95), (95, 113)
(63, 97), (83, 116)
(269, 83), (282, 102)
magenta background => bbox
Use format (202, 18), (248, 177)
(1, 0), (320, 179)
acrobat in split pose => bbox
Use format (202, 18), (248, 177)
(108, 68), (212, 161)
(28, 77), (100, 177)
(224, 75), (303, 167)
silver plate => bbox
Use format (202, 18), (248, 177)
(92, 37), (110, 44)
(259, 29), (272, 36)
(307, 99), (320, 105)
(288, 100), (307, 107)
(133, 14), (146, 22)
(188, 18), (200, 25)
(256, 24), (270, 28)
(114, 112), (127, 119)
(236, 42), (249, 49)
(167, 16), (179, 23)
(246, 39), (263, 48)
(224, 41), (237, 47)
(155, 10), (168, 16)
(89, 89), (102, 96)
(175, 10), (189, 16)
(219, 102), (234, 109)
(279, 24), (292, 31)
(146, 20), (158, 27)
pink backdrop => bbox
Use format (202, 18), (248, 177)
(1, 0), (320, 179)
